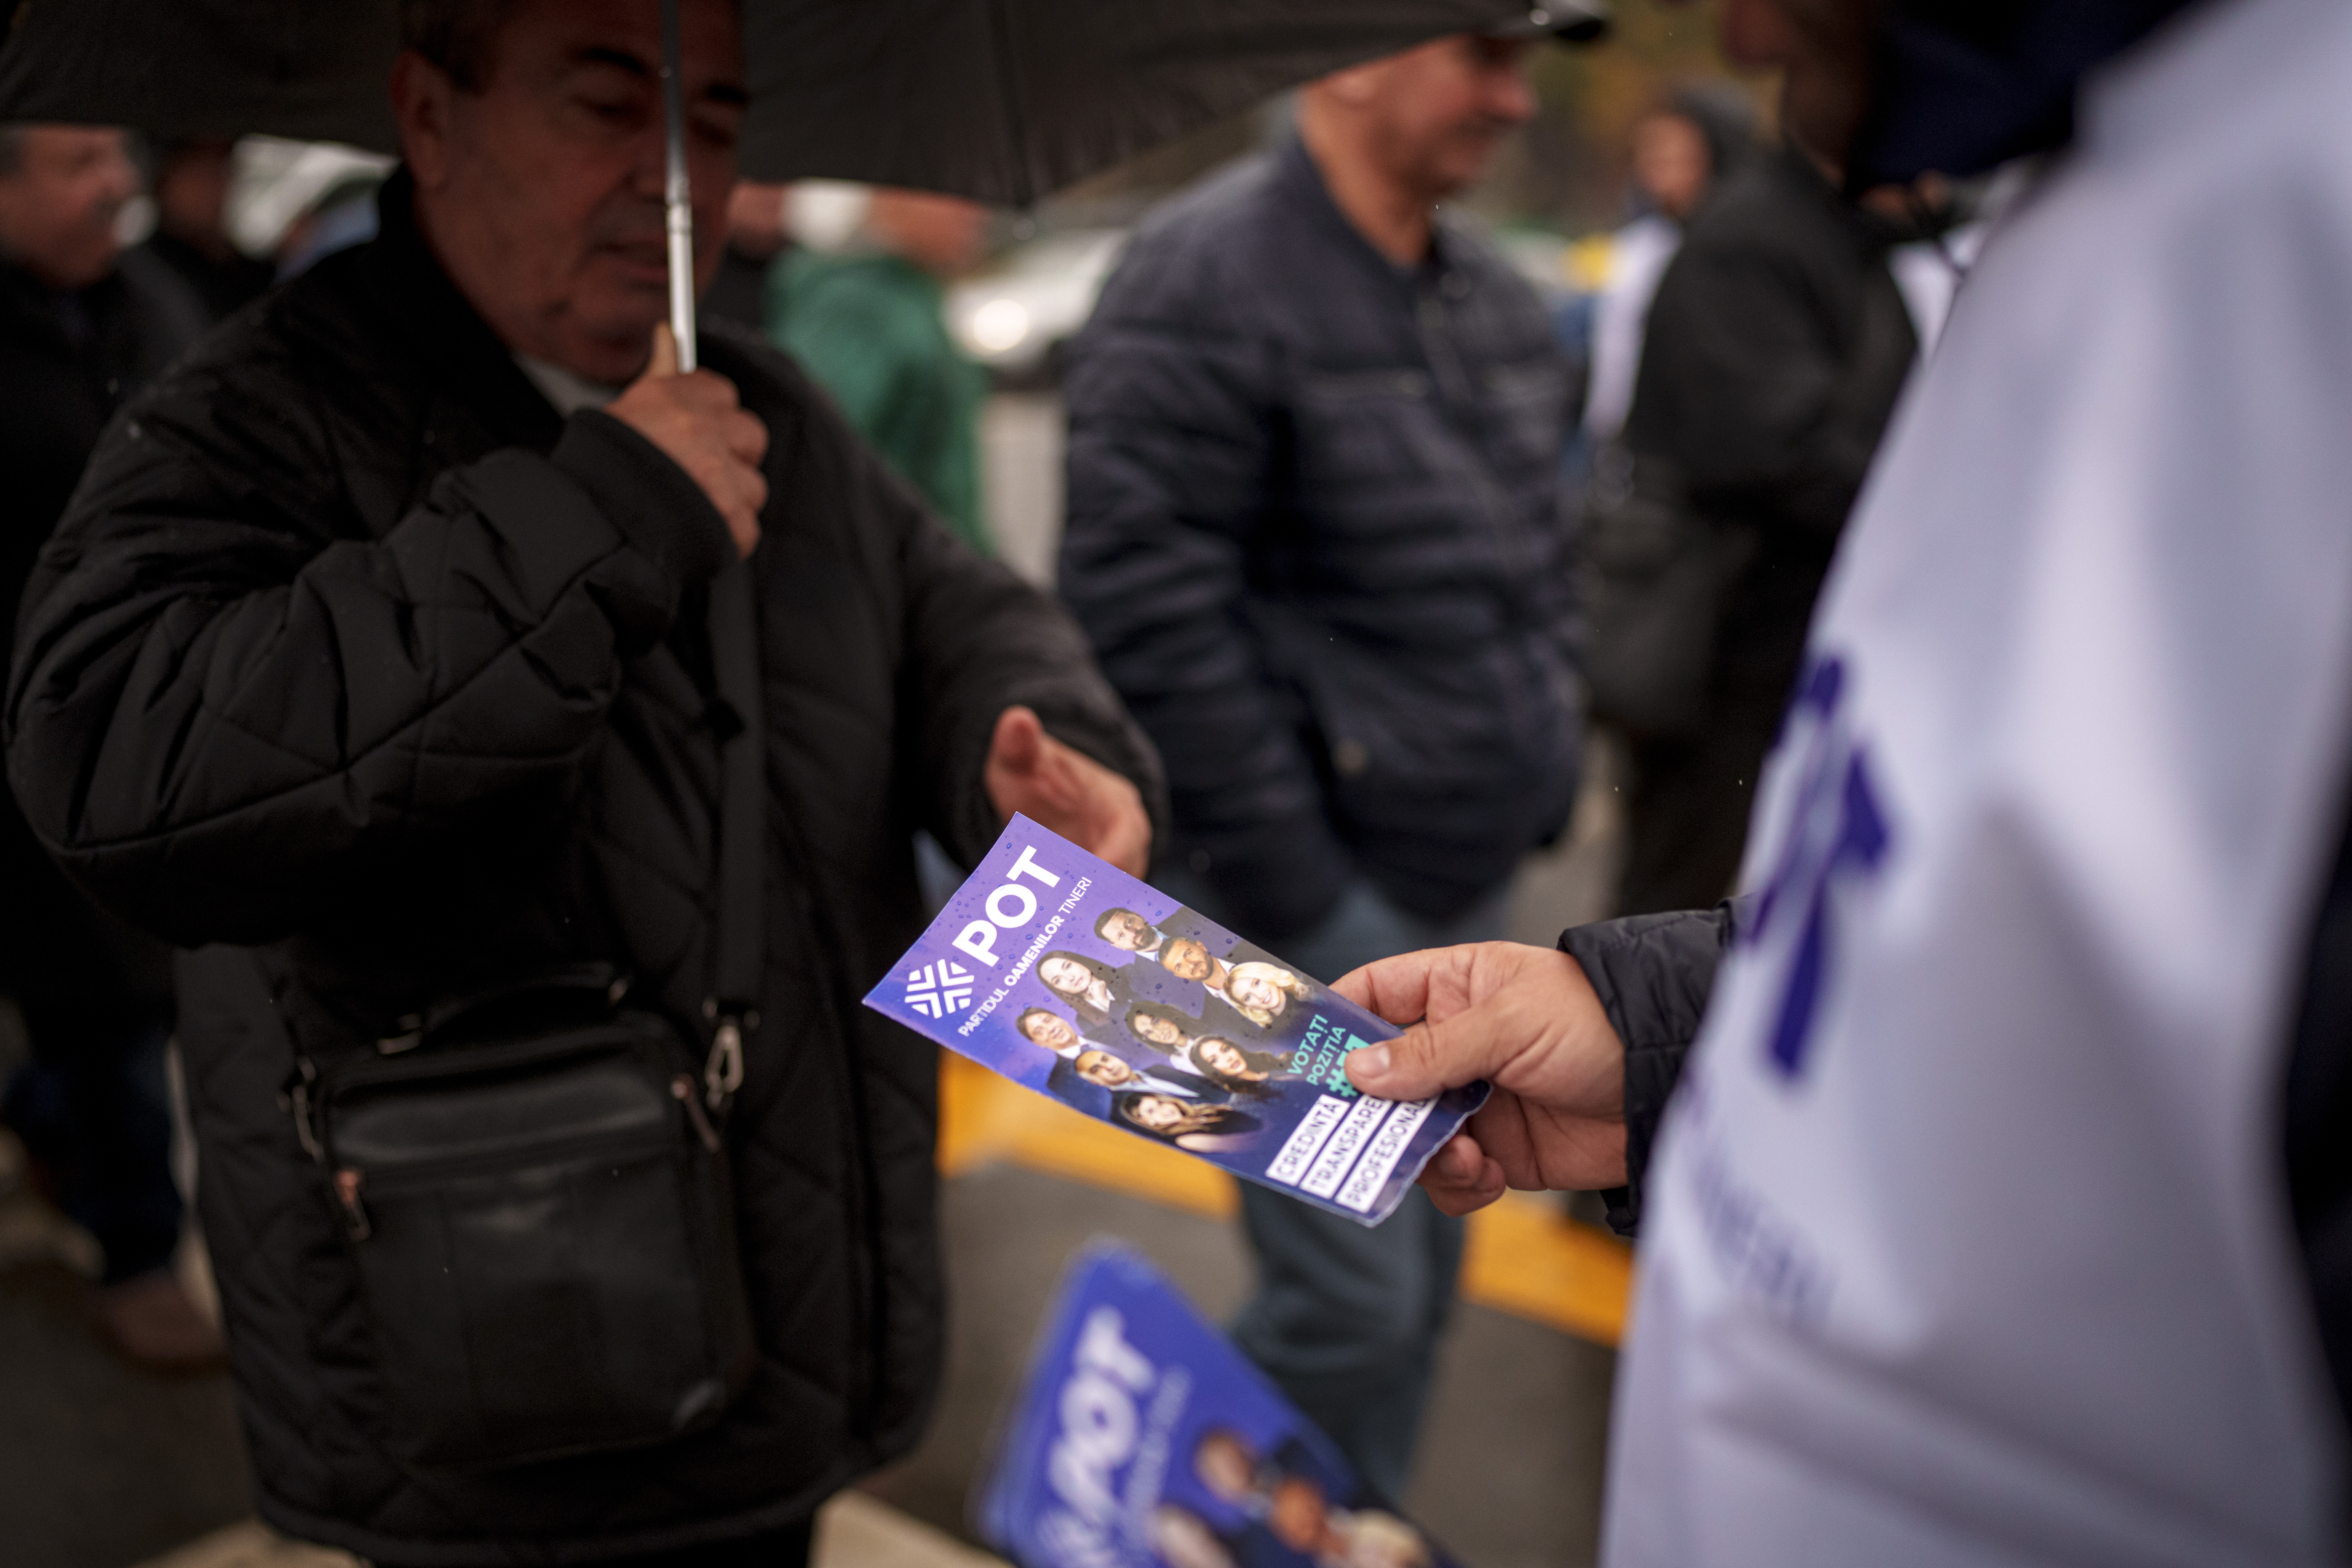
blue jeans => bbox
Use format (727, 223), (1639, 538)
(1154, 868), (1509, 1501)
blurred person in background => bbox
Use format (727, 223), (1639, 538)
(1609, 83), (1919, 916)
(139, 135), (276, 322)
(701, 177), (788, 336)
(273, 172), (387, 278)
(0, 122), (216, 1369)
(1059, 27), (1582, 1501)
(2, 0), (1161, 1561)
(1580, 86), (1754, 445)
(768, 183), (994, 554)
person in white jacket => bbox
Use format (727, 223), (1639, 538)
(1335, 0), (2352, 1562)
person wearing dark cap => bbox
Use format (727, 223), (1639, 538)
(1061, 23), (1589, 1501)
(1338, 0), (2352, 1560)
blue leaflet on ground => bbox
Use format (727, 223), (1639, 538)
(861, 816), (1488, 1227)
(976, 1245), (1461, 1568)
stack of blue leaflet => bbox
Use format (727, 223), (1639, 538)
(863, 818), (1488, 1226)
(978, 1246), (1461, 1568)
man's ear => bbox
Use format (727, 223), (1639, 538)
(389, 50), (457, 189)
(1315, 58), (1386, 110)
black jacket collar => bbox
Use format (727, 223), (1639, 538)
(344, 167), (567, 453)
(0, 256), (114, 355)
(1272, 129), (1462, 289)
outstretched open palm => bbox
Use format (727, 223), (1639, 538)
(983, 706), (1152, 877)
(1336, 942), (1627, 1216)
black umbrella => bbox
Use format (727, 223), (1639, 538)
(0, 0), (1604, 366)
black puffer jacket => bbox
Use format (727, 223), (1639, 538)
(3, 175), (1165, 1566)
(1622, 143), (1917, 738)
(1060, 134), (1581, 939)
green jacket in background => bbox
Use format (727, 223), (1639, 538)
(768, 250), (993, 555)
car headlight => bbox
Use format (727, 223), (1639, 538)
(969, 298), (1032, 355)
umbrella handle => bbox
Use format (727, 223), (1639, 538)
(660, 0), (698, 375)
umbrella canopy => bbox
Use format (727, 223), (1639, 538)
(0, 0), (1595, 206)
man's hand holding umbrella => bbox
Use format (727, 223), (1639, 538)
(611, 322), (768, 558)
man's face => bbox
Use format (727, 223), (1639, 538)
(1632, 113), (1711, 220)
(1163, 939), (1212, 982)
(1358, 36), (1537, 203)
(394, 0), (747, 383)
(1076, 1050), (1138, 1088)
(1100, 910), (1153, 950)
(867, 187), (990, 278)
(0, 126), (137, 290)
(1194, 1433), (1257, 1500)
(1716, 0), (1882, 170)
(1268, 1479), (1332, 1553)
(155, 141), (236, 249)
(724, 179), (788, 259)
(1020, 1012), (1078, 1053)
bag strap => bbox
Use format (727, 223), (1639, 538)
(702, 559), (766, 1111)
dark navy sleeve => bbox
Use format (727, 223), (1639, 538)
(1560, 897), (1745, 1236)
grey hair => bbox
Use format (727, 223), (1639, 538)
(396, 0), (519, 92)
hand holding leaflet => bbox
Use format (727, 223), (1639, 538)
(1338, 941), (1631, 1216)
(862, 818), (1489, 1226)
(977, 1246), (1461, 1568)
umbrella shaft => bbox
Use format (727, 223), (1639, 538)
(666, 202), (696, 375)
(660, 0), (697, 374)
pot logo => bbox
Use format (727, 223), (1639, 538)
(905, 960), (976, 1019)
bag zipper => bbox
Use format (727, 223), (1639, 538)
(319, 1020), (663, 1098)
(327, 1112), (691, 1244)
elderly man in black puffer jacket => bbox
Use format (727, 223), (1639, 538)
(1, 4), (1162, 1565)
(1059, 31), (1582, 1502)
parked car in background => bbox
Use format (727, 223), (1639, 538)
(948, 227), (1128, 386)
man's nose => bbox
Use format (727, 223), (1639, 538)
(627, 124), (669, 202)
(1490, 68), (1539, 126)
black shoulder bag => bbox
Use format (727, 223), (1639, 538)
(288, 564), (768, 1471)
